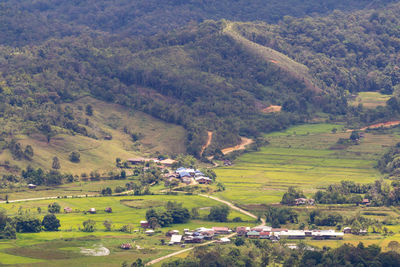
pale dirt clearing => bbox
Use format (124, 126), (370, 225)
(221, 137), (254, 155)
(200, 131), (213, 156)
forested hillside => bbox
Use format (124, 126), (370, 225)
(1, 0), (394, 46)
(1, 0), (400, 163)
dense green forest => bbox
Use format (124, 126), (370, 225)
(2, 0), (400, 159)
(0, 0), (395, 46)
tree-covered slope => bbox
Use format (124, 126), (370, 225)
(0, 0), (395, 46)
(2, 1), (400, 162)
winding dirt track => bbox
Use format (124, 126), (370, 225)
(200, 131), (213, 156)
(221, 137), (253, 155)
(145, 195), (265, 266)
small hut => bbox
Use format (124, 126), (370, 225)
(105, 207), (112, 213)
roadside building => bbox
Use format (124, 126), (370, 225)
(247, 231), (260, 239)
(212, 227), (230, 235)
(28, 184), (37, 189)
(343, 227), (352, 234)
(169, 235), (183, 245)
(236, 226), (250, 236)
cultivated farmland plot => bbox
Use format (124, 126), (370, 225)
(215, 123), (400, 205)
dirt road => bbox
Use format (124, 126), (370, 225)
(221, 137), (253, 155)
(0, 194), (94, 204)
(145, 194), (265, 266)
(200, 131), (213, 156)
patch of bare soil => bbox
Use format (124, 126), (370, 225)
(80, 245), (110, 256)
(360, 120), (400, 131)
(200, 131), (213, 156)
(261, 105), (282, 113)
(221, 137), (253, 155)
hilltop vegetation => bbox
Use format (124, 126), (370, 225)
(1, 0), (394, 46)
(2, 1), (400, 161)
(0, 96), (185, 176)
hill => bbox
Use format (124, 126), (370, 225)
(2, 1), (400, 161)
(0, 97), (186, 176)
(1, 0), (395, 46)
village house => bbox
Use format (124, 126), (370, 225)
(140, 220), (149, 228)
(312, 230), (344, 240)
(195, 177), (212, 184)
(236, 226), (250, 236)
(247, 231), (260, 239)
(105, 207), (112, 213)
(28, 184), (37, 189)
(120, 243), (132, 250)
(64, 207), (73, 213)
(145, 229), (155, 236)
(343, 227), (352, 234)
(166, 230), (180, 237)
(260, 231), (270, 239)
(160, 159), (177, 167)
(295, 198), (315, 206)
(212, 227), (230, 235)
(127, 157), (158, 165)
(169, 234), (183, 245)
(360, 199), (370, 206)
(279, 230), (306, 239)
(88, 208), (96, 214)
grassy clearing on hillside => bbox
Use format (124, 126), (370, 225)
(0, 96), (186, 176)
(215, 123), (400, 205)
(0, 194), (256, 266)
(350, 92), (391, 108)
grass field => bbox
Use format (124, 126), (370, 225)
(215, 123), (400, 205)
(350, 92), (391, 108)
(0, 96), (186, 176)
(0, 194), (256, 266)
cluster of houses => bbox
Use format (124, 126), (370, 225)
(127, 157), (176, 167)
(166, 227), (232, 245)
(165, 167), (213, 185)
(294, 198), (315, 206)
(237, 226), (344, 241)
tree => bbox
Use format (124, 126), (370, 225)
(234, 236), (245, 246)
(24, 145), (34, 160)
(101, 187), (112, 196)
(69, 152), (80, 163)
(103, 220), (112, 231)
(52, 157), (61, 170)
(48, 202), (61, 213)
(85, 104), (93, 116)
(131, 258), (144, 267)
(14, 215), (42, 233)
(350, 131), (360, 141)
(148, 217), (160, 230)
(208, 206), (230, 222)
(42, 214), (61, 231)
(82, 219), (96, 232)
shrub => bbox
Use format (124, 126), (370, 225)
(82, 219), (96, 232)
(42, 214), (60, 231)
(69, 152), (81, 163)
(48, 202), (61, 214)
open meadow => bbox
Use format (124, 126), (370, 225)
(0, 96), (186, 177)
(215, 123), (400, 205)
(0, 194), (256, 266)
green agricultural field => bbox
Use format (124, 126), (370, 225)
(0, 194), (256, 266)
(350, 92), (391, 109)
(215, 123), (400, 205)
